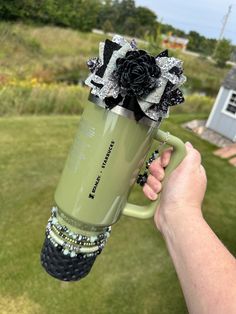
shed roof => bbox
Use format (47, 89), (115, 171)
(223, 67), (236, 90)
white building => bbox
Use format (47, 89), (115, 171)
(206, 67), (236, 142)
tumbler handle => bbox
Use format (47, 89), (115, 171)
(122, 129), (186, 219)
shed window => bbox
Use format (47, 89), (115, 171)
(225, 91), (236, 116)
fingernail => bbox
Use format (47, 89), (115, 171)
(149, 191), (157, 200)
(161, 158), (167, 168)
(185, 141), (193, 148)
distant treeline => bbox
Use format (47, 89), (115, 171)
(0, 0), (233, 57)
(162, 25), (217, 57)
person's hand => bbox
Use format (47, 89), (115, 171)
(143, 142), (207, 233)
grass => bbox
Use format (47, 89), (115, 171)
(0, 21), (228, 118)
(0, 84), (213, 116)
(0, 21), (229, 96)
(172, 93), (214, 114)
(0, 20), (234, 313)
(174, 51), (229, 96)
(0, 22), (106, 83)
(0, 83), (90, 116)
(147, 44), (229, 97)
(0, 113), (236, 314)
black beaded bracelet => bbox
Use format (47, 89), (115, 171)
(136, 149), (159, 187)
(46, 206), (111, 258)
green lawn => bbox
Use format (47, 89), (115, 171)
(0, 114), (236, 314)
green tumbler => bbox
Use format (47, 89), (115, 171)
(41, 100), (186, 281)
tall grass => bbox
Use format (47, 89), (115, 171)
(0, 21), (229, 96)
(0, 22), (107, 83)
(0, 21), (226, 116)
(0, 83), (90, 116)
(172, 93), (214, 115)
(173, 51), (229, 96)
(147, 44), (229, 97)
(0, 84), (213, 116)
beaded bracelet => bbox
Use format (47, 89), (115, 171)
(46, 206), (111, 258)
(136, 149), (159, 187)
(136, 132), (170, 187)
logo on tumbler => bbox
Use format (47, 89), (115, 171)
(67, 118), (95, 172)
(89, 140), (115, 199)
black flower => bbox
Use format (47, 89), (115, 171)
(113, 50), (161, 97)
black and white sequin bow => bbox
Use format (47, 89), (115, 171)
(85, 35), (186, 122)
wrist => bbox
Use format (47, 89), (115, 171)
(155, 206), (204, 237)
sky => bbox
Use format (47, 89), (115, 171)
(135, 0), (236, 44)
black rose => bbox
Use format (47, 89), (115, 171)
(113, 50), (161, 97)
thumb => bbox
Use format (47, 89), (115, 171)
(185, 141), (193, 150)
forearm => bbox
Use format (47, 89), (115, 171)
(162, 211), (236, 314)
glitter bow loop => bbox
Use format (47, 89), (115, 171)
(85, 35), (186, 122)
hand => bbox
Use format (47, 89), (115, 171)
(143, 142), (207, 233)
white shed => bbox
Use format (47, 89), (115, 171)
(206, 67), (236, 142)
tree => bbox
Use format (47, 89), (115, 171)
(67, 0), (101, 31)
(187, 31), (218, 56)
(135, 6), (157, 37)
(97, 0), (117, 31)
(114, 0), (136, 35)
(102, 19), (114, 33)
(0, 0), (45, 21)
(145, 24), (162, 56)
(0, 0), (101, 31)
(231, 47), (236, 62)
(188, 31), (204, 52)
(201, 38), (217, 56)
(97, 1), (158, 38)
(213, 38), (232, 67)
(123, 16), (137, 36)
(161, 23), (186, 37)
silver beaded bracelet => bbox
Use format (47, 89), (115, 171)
(45, 206), (111, 258)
